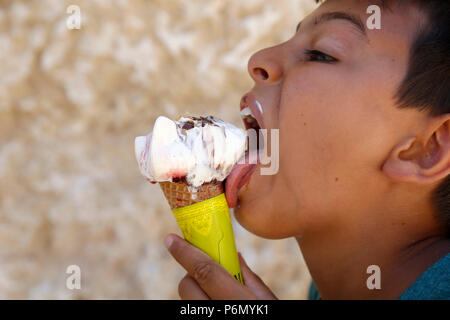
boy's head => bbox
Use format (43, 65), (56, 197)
(233, 0), (450, 239)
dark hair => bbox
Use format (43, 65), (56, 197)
(315, 0), (450, 233)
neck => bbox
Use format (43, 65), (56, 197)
(296, 205), (450, 299)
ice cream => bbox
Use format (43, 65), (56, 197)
(134, 115), (247, 187)
(134, 115), (246, 284)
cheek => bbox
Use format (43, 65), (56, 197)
(277, 75), (393, 212)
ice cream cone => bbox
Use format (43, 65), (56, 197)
(135, 115), (246, 284)
(159, 180), (223, 209)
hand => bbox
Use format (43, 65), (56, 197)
(165, 233), (278, 300)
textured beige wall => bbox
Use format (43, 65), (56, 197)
(0, 0), (317, 299)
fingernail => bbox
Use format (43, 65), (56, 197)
(164, 235), (173, 249)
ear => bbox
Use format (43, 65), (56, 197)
(382, 115), (450, 184)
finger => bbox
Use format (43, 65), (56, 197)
(178, 274), (210, 300)
(239, 252), (277, 300)
(165, 233), (255, 300)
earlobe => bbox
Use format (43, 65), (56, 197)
(382, 118), (450, 185)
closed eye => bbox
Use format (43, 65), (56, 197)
(304, 49), (337, 63)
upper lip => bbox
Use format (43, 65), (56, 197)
(240, 92), (265, 129)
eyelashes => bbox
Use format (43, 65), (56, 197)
(304, 49), (337, 63)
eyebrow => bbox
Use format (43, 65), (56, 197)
(296, 11), (366, 37)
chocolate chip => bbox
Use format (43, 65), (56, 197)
(200, 116), (217, 127)
(181, 121), (194, 130)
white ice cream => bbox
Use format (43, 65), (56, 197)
(135, 115), (246, 187)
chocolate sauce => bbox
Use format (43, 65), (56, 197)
(179, 116), (218, 129)
(172, 176), (188, 183)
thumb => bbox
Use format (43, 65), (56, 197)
(238, 252), (278, 300)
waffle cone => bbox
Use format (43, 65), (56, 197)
(159, 180), (224, 209)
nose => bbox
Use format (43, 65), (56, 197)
(247, 46), (283, 84)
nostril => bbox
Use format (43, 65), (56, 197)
(253, 67), (269, 81)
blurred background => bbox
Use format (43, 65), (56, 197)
(0, 0), (317, 299)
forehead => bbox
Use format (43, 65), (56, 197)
(309, 0), (426, 53)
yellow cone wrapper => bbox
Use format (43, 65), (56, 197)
(160, 181), (243, 284)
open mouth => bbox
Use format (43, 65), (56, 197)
(225, 93), (264, 208)
(240, 92), (265, 154)
(241, 106), (260, 131)
(240, 93), (264, 131)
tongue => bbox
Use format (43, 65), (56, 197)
(225, 152), (258, 208)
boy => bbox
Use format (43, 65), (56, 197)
(164, 0), (450, 299)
